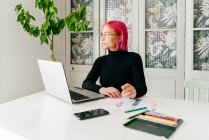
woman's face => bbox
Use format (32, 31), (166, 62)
(100, 25), (117, 51)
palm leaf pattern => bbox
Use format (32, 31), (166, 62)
(194, 0), (209, 28)
(161, 3), (177, 28)
(193, 0), (209, 71)
(145, 0), (177, 69)
(105, 0), (133, 51)
(70, 0), (94, 65)
(71, 33), (93, 65)
(71, 0), (93, 29)
(146, 31), (176, 69)
(145, 0), (177, 29)
(194, 31), (209, 70)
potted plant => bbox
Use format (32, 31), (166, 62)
(15, 0), (89, 61)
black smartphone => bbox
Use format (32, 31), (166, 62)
(74, 108), (109, 120)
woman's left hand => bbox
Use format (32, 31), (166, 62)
(121, 83), (137, 98)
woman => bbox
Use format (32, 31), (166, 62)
(82, 20), (147, 98)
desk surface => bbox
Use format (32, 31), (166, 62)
(0, 91), (209, 140)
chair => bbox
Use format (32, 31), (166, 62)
(184, 80), (209, 102)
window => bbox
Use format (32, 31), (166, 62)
(193, 0), (209, 71)
(145, 0), (177, 69)
(105, 0), (133, 51)
(70, 0), (94, 65)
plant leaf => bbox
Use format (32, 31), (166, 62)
(40, 34), (47, 44)
(15, 0), (90, 61)
(53, 7), (58, 13)
(49, 7), (55, 13)
(15, 4), (22, 13)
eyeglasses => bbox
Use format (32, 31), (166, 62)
(100, 32), (119, 39)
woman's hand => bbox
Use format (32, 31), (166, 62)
(99, 87), (121, 98)
(121, 83), (137, 98)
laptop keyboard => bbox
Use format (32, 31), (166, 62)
(69, 90), (90, 100)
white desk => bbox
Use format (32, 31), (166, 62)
(0, 91), (209, 140)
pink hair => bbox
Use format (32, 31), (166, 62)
(103, 20), (128, 51)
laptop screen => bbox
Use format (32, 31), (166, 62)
(37, 59), (72, 103)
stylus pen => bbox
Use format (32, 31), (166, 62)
(125, 107), (147, 113)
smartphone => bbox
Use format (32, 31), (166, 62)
(74, 108), (109, 120)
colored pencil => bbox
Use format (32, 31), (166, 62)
(145, 112), (179, 122)
(138, 115), (177, 126)
(125, 107), (147, 113)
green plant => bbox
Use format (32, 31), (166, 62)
(15, 0), (89, 61)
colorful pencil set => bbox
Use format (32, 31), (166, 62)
(128, 111), (181, 127)
(124, 110), (183, 138)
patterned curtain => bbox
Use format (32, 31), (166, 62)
(193, 0), (209, 71)
(145, 0), (177, 69)
(70, 0), (94, 65)
(105, 0), (133, 51)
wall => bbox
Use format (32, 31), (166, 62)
(53, 0), (66, 64)
(0, 0), (2, 97)
(0, 0), (52, 103)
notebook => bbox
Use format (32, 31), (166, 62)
(37, 59), (105, 104)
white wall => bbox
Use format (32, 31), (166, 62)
(53, 0), (66, 63)
(0, 1), (3, 99)
(0, 0), (52, 103)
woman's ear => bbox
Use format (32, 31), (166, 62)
(118, 35), (123, 42)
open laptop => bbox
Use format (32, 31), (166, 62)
(37, 59), (105, 104)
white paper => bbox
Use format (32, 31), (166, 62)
(98, 96), (162, 111)
(98, 97), (139, 110)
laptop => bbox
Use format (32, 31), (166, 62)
(37, 59), (105, 104)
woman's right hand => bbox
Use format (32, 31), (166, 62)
(99, 87), (121, 98)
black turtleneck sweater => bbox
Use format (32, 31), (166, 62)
(82, 50), (147, 98)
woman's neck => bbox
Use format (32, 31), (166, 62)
(108, 48), (118, 51)
(108, 49), (127, 55)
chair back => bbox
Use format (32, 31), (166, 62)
(184, 80), (209, 102)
